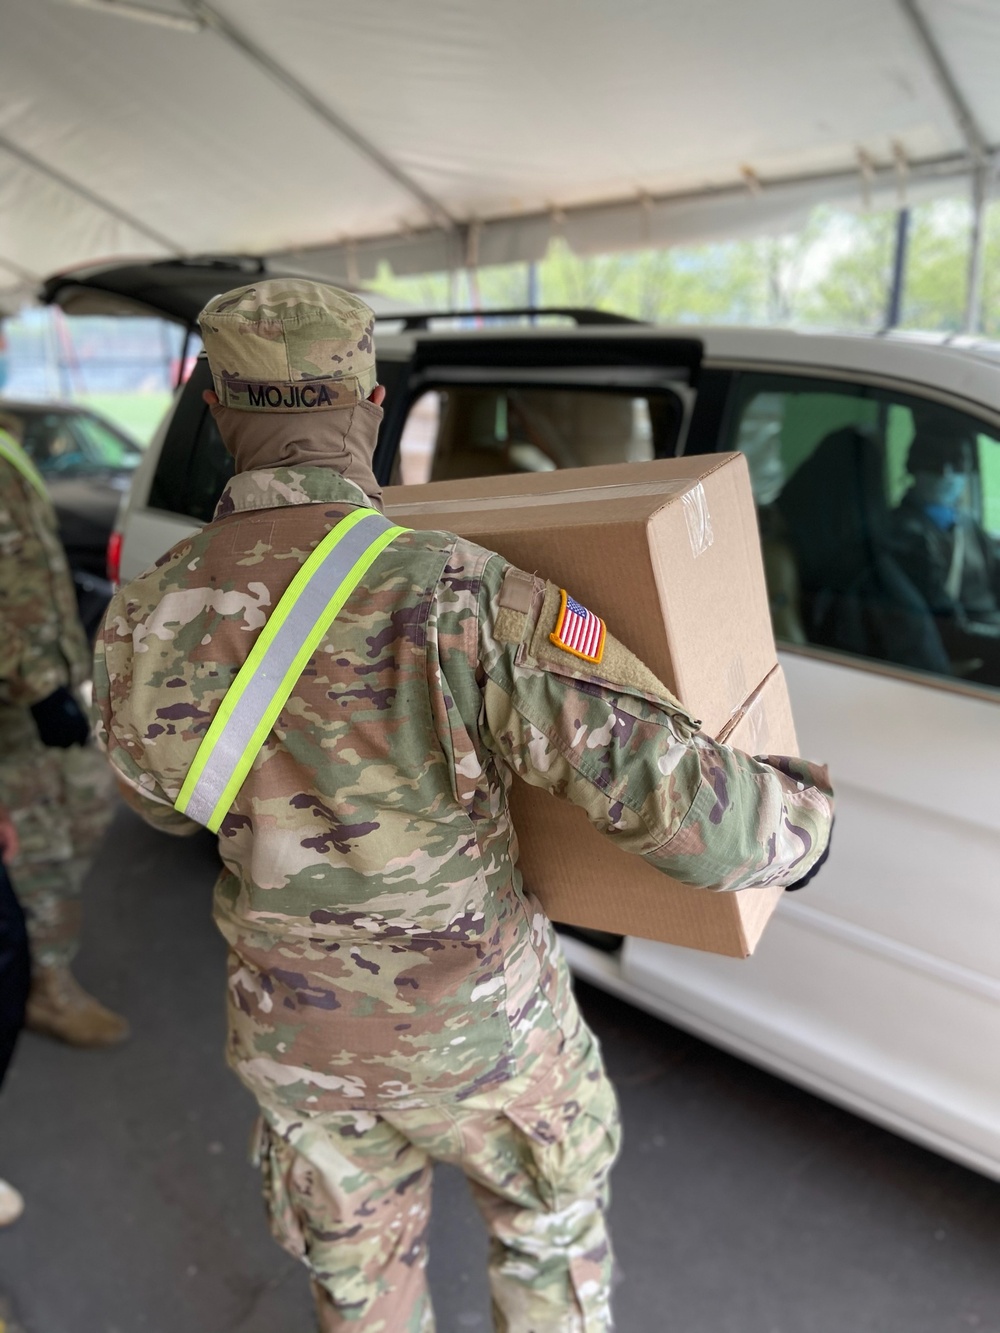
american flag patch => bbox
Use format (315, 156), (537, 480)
(549, 589), (606, 664)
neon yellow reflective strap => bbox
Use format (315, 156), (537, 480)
(0, 429), (48, 501)
(175, 508), (407, 833)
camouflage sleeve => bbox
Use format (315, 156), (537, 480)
(477, 556), (834, 892)
(0, 464), (71, 705)
(92, 602), (201, 839)
(0, 616), (25, 688)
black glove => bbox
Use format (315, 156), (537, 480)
(29, 687), (90, 749)
(784, 818), (834, 893)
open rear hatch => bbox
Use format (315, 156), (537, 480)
(40, 255), (405, 326)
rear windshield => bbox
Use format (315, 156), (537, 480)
(149, 362), (686, 523)
(388, 383), (683, 485)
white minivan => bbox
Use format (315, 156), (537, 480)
(49, 261), (1000, 1181)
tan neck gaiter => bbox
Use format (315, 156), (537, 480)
(210, 399), (385, 510)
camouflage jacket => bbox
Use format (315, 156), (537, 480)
(0, 432), (90, 707)
(94, 467), (833, 1115)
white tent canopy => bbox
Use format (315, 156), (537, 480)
(1, 0), (999, 312)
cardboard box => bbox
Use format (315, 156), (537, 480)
(386, 455), (774, 734)
(506, 664), (797, 957)
(384, 456), (797, 956)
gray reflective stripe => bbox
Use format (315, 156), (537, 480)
(181, 510), (395, 828)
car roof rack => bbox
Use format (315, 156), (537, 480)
(381, 307), (645, 331)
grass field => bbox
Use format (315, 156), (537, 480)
(79, 392), (175, 445)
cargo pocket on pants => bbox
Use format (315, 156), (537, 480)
(502, 1044), (621, 1214)
(251, 1115), (309, 1263)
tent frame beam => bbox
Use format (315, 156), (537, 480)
(183, 0), (456, 235)
(967, 160), (990, 334)
(275, 147), (989, 278)
(897, 0), (992, 331)
(0, 131), (181, 256)
(0, 255), (40, 283)
(897, 0), (988, 162)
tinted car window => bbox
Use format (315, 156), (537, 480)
(13, 411), (138, 477)
(389, 385), (683, 485)
(70, 415), (141, 469)
(20, 413), (87, 474)
(148, 359), (233, 524)
(723, 372), (1000, 692)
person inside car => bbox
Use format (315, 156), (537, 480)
(892, 418), (1000, 683)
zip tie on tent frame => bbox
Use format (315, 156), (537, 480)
(637, 189), (653, 245)
(465, 220), (482, 270)
(857, 148), (876, 212)
(892, 141), (909, 209)
(548, 205), (567, 245)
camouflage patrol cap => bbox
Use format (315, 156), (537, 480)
(198, 279), (376, 412)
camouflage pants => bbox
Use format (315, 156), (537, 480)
(255, 1029), (621, 1332)
(0, 704), (115, 970)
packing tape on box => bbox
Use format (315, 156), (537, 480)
(681, 482), (713, 557)
(740, 694), (767, 753)
(717, 659), (751, 744)
(385, 478), (694, 517)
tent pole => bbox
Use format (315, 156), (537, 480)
(965, 163), (989, 334)
(897, 0), (993, 334)
(885, 207), (910, 329)
(0, 131), (180, 255)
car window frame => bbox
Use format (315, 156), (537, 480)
(699, 359), (1000, 705)
(380, 375), (690, 487)
(374, 333), (704, 486)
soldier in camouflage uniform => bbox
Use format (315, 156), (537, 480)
(0, 801), (28, 1227)
(0, 419), (126, 1047)
(93, 280), (834, 1332)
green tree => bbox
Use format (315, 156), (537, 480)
(901, 201), (969, 332)
(367, 195), (1000, 336)
(797, 211), (896, 328)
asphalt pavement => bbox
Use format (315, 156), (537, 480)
(1, 805), (999, 1333)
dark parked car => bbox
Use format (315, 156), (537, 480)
(0, 399), (142, 637)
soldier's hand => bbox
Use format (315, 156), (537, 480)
(784, 818), (834, 892)
(29, 686), (90, 748)
(0, 809), (18, 863)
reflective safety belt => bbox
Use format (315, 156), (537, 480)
(175, 507), (407, 833)
(0, 428), (49, 501)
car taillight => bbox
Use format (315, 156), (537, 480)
(106, 530), (123, 587)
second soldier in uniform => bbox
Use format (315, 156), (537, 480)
(0, 416), (126, 1050)
(94, 280), (834, 1332)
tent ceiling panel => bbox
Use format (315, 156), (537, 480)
(216, 0), (967, 214)
(1, 0), (999, 311)
(0, 0), (427, 290)
(0, 137), (172, 280)
(919, 0), (1000, 152)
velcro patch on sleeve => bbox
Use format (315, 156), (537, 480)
(495, 566), (541, 644)
(549, 588), (606, 664)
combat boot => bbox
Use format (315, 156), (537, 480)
(26, 966), (129, 1047)
(0, 1178), (24, 1227)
